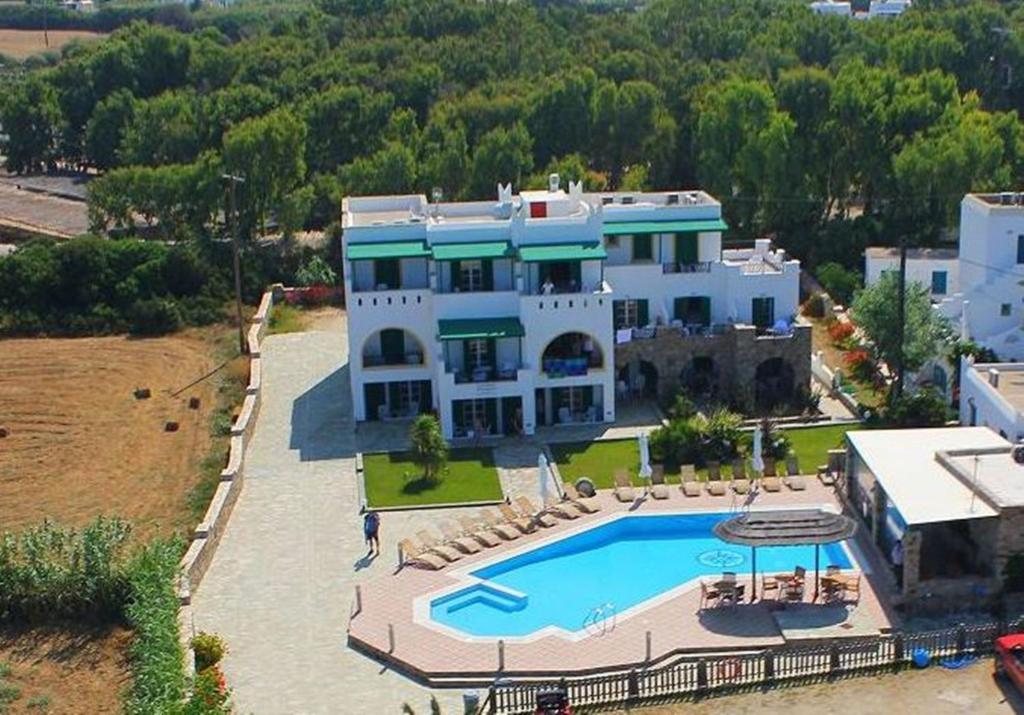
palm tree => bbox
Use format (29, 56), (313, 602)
(409, 414), (448, 482)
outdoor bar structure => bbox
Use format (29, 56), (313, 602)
(713, 509), (858, 601)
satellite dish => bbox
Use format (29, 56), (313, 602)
(1012, 445), (1024, 465)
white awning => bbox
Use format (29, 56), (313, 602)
(848, 427), (1004, 526)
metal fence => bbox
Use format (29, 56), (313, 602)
(479, 617), (1022, 714)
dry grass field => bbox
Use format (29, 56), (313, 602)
(0, 328), (245, 538)
(0, 29), (106, 60)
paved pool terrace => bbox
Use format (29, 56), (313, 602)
(347, 482), (899, 682)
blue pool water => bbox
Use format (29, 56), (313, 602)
(429, 513), (853, 638)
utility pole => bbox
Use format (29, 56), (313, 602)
(223, 173), (247, 355)
(42, 0), (49, 49)
(893, 235), (907, 402)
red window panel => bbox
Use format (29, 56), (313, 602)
(530, 202), (547, 218)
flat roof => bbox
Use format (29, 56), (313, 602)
(847, 427), (1005, 525)
(864, 246), (958, 260)
(971, 363), (1024, 413)
(602, 218), (728, 236)
(946, 450), (1024, 510)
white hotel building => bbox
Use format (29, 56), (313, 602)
(341, 178), (805, 439)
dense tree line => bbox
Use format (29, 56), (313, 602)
(3, 0), (1024, 271)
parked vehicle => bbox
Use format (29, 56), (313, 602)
(994, 633), (1024, 691)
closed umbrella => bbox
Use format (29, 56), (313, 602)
(751, 426), (765, 476)
(538, 452), (552, 506)
(639, 431), (653, 495)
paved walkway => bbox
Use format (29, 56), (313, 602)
(188, 314), (464, 715)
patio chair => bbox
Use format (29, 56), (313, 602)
(613, 470), (636, 502)
(761, 574), (780, 599)
(706, 477), (726, 497)
(679, 465), (701, 497)
(439, 521), (484, 554)
(479, 509), (523, 540)
(415, 530), (464, 563)
(784, 473), (807, 491)
(498, 503), (538, 533)
(841, 574), (861, 603)
(398, 539), (448, 571)
(456, 515), (502, 547)
(513, 496), (558, 528)
(563, 482), (602, 513)
(545, 496), (584, 519)
(786, 454), (800, 477)
(650, 465), (670, 499)
(699, 580), (720, 609)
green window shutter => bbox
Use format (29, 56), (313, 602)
(451, 260), (461, 291)
(462, 340), (472, 370)
(752, 298), (774, 328)
(571, 261), (582, 288)
(482, 259), (494, 291)
(700, 297), (711, 326)
(418, 381), (431, 411)
(485, 399), (498, 430)
(364, 383), (386, 420)
(637, 299), (649, 327)
(580, 386), (594, 409)
(673, 297), (686, 321)
(380, 329), (404, 362)
(633, 236), (652, 261)
(387, 382), (401, 408)
(675, 234), (698, 264)
(486, 338), (496, 367)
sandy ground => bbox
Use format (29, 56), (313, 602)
(0, 624), (130, 714)
(0, 29), (105, 60)
(0, 329), (237, 538)
(624, 659), (1024, 715)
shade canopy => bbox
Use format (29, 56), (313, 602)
(437, 317), (524, 341)
(346, 240), (430, 261)
(517, 242), (607, 262)
(431, 241), (512, 261)
(602, 218), (728, 236)
(713, 509), (857, 548)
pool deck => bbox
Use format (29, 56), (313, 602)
(347, 481), (899, 682)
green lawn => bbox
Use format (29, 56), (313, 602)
(363, 447), (504, 508)
(549, 424), (861, 488)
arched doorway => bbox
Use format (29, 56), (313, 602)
(754, 358), (795, 409)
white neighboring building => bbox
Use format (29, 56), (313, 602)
(959, 359), (1024, 442)
(864, 247), (958, 302)
(809, 0), (909, 18)
(342, 178), (806, 439)
(810, 1), (852, 16)
(867, 0), (911, 18)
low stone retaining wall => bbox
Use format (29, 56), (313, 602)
(177, 285), (278, 605)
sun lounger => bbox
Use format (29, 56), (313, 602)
(480, 509), (523, 540)
(784, 474), (807, 491)
(613, 470), (635, 502)
(416, 530), (464, 562)
(679, 464), (700, 497)
(439, 521), (483, 553)
(706, 479), (726, 497)
(513, 496), (558, 528)
(650, 465), (670, 499)
(497, 503), (537, 533)
(399, 538), (448, 570)
(562, 482), (601, 513)
(732, 477), (751, 494)
(762, 475), (782, 492)
(545, 497), (584, 519)
(456, 515), (502, 547)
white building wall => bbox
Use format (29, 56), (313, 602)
(959, 359), (1024, 441)
(864, 253), (959, 300)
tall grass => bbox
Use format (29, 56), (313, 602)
(0, 518), (132, 622)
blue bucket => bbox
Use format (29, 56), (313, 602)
(912, 648), (930, 668)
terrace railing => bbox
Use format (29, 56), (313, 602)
(478, 616), (1023, 714)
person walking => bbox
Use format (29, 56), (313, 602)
(363, 510), (380, 556)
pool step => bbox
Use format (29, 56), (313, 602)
(439, 584), (528, 615)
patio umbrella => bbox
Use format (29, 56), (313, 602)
(538, 452), (552, 506)
(751, 426), (765, 476)
(638, 432), (653, 479)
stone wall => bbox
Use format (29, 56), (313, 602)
(614, 321), (811, 406)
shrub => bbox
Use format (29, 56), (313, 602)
(882, 388), (949, 428)
(816, 262), (861, 306)
(649, 416), (702, 467)
(665, 392), (696, 421)
(828, 320), (855, 347)
(191, 632), (227, 672)
(843, 348), (875, 383)
(801, 293), (826, 319)
(130, 298), (184, 335)
(294, 255), (337, 288)
(409, 415), (448, 481)
(700, 408), (744, 462)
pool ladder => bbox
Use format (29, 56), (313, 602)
(582, 602), (617, 637)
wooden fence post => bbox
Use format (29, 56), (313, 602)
(696, 659), (709, 694)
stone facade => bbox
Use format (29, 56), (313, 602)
(614, 320), (812, 407)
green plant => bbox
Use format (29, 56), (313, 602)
(26, 695), (50, 712)
(294, 254), (337, 287)
(816, 262), (861, 306)
(0, 662), (20, 712)
(756, 415), (791, 461)
(882, 388), (949, 428)
(191, 632), (227, 672)
(409, 415), (448, 482)
(700, 408), (744, 463)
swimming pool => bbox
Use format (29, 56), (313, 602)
(428, 512), (854, 639)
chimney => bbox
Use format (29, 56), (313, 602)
(548, 173), (560, 193)
(989, 368), (1001, 388)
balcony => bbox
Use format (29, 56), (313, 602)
(363, 351), (425, 368)
(449, 362), (522, 384)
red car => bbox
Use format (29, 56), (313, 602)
(994, 634), (1024, 690)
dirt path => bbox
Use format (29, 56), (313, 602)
(623, 660), (1024, 715)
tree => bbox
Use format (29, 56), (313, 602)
(409, 415), (448, 482)
(84, 89), (136, 170)
(118, 90), (203, 167)
(338, 142), (417, 196)
(816, 262), (861, 306)
(467, 123), (533, 199)
(1, 75), (64, 173)
(851, 271), (951, 377)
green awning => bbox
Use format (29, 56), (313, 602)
(602, 218), (729, 236)
(431, 241), (512, 261)
(346, 241), (430, 260)
(517, 243), (607, 262)
(437, 317), (524, 341)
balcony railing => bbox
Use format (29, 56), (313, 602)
(542, 356), (601, 378)
(662, 261), (712, 274)
(450, 363), (520, 384)
(363, 352), (425, 368)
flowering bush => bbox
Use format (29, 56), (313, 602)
(843, 349), (875, 383)
(283, 285), (339, 307)
(828, 320), (855, 346)
(188, 664), (230, 713)
(191, 632), (226, 672)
